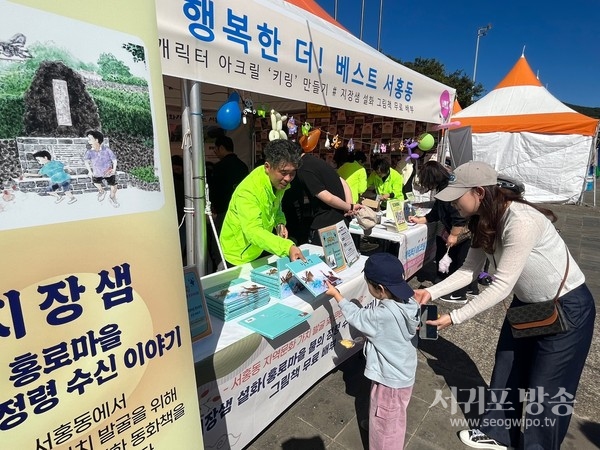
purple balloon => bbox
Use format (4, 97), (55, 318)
(408, 141), (419, 150)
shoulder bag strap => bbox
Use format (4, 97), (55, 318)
(553, 244), (570, 304)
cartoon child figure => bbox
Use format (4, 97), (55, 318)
(22, 150), (77, 204)
(84, 130), (119, 207)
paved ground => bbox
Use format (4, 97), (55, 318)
(245, 187), (600, 450)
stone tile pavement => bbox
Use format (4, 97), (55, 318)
(245, 188), (600, 450)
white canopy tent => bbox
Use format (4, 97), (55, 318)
(155, 0), (455, 272)
(450, 55), (599, 204)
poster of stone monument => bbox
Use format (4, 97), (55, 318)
(0, 3), (163, 231)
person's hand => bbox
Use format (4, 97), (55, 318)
(408, 215), (426, 224)
(325, 280), (343, 302)
(413, 289), (431, 305)
(379, 193), (390, 200)
(427, 313), (453, 331)
(289, 245), (306, 262)
(446, 233), (458, 248)
(276, 224), (288, 238)
(344, 203), (363, 217)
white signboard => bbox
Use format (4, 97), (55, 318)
(156, 0), (455, 124)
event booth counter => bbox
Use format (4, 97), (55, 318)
(349, 221), (437, 279)
(193, 244), (370, 449)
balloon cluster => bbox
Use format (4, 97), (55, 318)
(398, 133), (435, 161)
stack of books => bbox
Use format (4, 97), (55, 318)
(203, 278), (270, 321)
(250, 255), (305, 300)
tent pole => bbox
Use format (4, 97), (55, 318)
(181, 80), (195, 267)
(190, 81), (208, 276)
(593, 127), (598, 207)
(189, 81), (208, 275)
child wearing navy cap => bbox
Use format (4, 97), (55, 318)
(325, 252), (419, 450)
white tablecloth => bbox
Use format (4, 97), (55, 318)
(349, 219), (436, 278)
(193, 244), (370, 450)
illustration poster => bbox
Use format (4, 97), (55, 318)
(0, 1), (204, 449)
(318, 225), (347, 272)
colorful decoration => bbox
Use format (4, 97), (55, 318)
(299, 129), (321, 152)
(404, 138), (420, 161)
(434, 121), (461, 130)
(332, 134), (341, 149)
(417, 133), (435, 151)
(216, 92), (242, 130)
(324, 132), (330, 149)
(269, 109), (288, 141)
(348, 138), (354, 152)
(242, 98), (255, 125)
(287, 116), (297, 135)
(301, 122), (311, 136)
(439, 90), (451, 121)
(380, 143), (387, 153)
(256, 105), (267, 118)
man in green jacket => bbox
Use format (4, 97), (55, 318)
(367, 158), (405, 206)
(220, 139), (305, 266)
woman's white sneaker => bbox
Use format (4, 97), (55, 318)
(458, 429), (510, 449)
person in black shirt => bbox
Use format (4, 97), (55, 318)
(408, 161), (479, 302)
(207, 135), (249, 269)
(295, 151), (359, 245)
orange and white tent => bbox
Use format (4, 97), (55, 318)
(452, 55), (599, 203)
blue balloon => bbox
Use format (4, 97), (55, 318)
(217, 92), (241, 130)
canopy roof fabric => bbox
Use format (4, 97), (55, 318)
(454, 56), (598, 136)
(156, 0), (454, 124)
(284, 0), (345, 28)
(452, 99), (462, 114)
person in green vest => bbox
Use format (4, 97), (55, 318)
(219, 139), (305, 267)
(337, 150), (368, 204)
(367, 157), (405, 207)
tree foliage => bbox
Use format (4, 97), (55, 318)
(122, 43), (146, 64)
(388, 56), (485, 108)
(97, 52), (133, 79)
(566, 104), (600, 119)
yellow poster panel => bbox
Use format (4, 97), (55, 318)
(306, 102), (331, 119)
(0, 1), (204, 448)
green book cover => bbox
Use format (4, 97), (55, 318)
(238, 303), (311, 339)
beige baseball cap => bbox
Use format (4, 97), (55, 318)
(435, 161), (498, 202)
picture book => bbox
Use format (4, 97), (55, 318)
(318, 225), (347, 272)
(335, 220), (360, 266)
(250, 250), (308, 299)
(286, 254), (343, 297)
(238, 303), (311, 339)
(386, 199), (408, 232)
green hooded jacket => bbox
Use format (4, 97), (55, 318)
(220, 166), (294, 266)
(367, 167), (404, 200)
